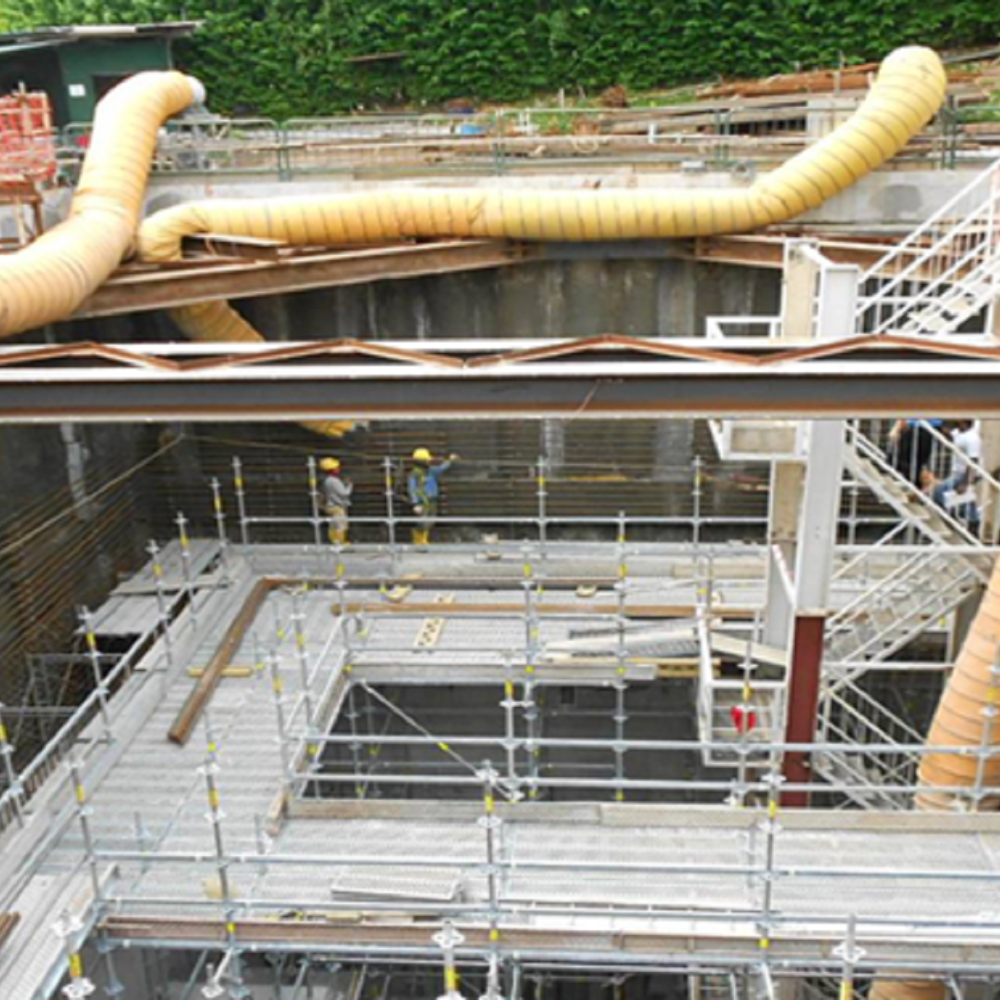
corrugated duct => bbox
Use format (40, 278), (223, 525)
(0, 71), (202, 335)
(918, 558), (1000, 811)
(136, 46), (947, 347)
(869, 557), (998, 1000)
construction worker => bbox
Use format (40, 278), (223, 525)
(319, 457), (353, 546)
(408, 448), (458, 546)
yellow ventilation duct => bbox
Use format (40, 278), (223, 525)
(0, 71), (202, 335)
(917, 556), (1000, 811)
(869, 557), (998, 1000)
(870, 981), (947, 1000)
(136, 45), (946, 348)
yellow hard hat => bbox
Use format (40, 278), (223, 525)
(412, 448), (432, 462)
(319, 457), (341, 471)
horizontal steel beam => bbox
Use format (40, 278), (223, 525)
(75, 240), (527, 317)
(100, 915), (1000, 973)
(1, 335), (999, 422)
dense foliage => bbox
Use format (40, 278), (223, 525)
(3, 0), (997, 117)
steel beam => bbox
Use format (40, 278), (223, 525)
(2, 368), (1000, 422)
(99, 915), (1000, 974)
(0, 336), (999, 422)
(75, 240), (528, 317)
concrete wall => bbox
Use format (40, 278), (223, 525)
(0, 422), (156, 706)
(233, 257), (778, 341)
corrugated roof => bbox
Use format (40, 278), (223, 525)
(0, 22), (199, 51)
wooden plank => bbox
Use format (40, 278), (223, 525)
(339, 602), (755, 618)
(168, 578), (274, 745)
(709, 630), (789, 668)
(0, 912), (20, 950)
(183, 232), (285, 262)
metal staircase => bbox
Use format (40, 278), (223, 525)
(689, 974), (739, 1000)
(844, 425), (986, 550)
(815, 425), (993, 807)
(825, 548), (982, 664)
(855, 158), (1000, 337)
(815, 676), (927, 810)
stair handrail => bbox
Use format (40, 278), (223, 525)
(859, 205), (1000, 336)
(845, 560), (977, 662)
(827, 547), (936, 629)
(859, 157), (1000, 285)
(855, 158), (1000, 332)
(831, 522), (909, 582)
(916, 419), (1000, 534)
(846, 424), (984, 550)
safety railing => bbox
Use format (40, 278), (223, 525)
(43, 102), (1000, 186)
(0, 550), (216, 839)
(227, 453), (909, 571)
(845, 424), (985, 551)
(915, 419), (1000, 543)
(287, 726), (999, 810)
(854, 157), (1000, 337)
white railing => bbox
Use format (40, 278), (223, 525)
(826, 550), (978, 665)
(845, 425), (985, 551)
(705, 315), (783, 339)
(915, 419), (1000, 542)
(817, 677), (925, 807)
(855, 158), (1000, 336)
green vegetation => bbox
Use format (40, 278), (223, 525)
(3, 0), (997, 117)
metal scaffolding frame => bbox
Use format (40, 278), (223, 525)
(0, 446), (996, 1000)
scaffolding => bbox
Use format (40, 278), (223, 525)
(0, 445), (995, 1000)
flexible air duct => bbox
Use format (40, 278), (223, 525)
(0, 71), (203, 336)
(135, 46), (947, 344)
(917, 556), (1000, 811)
(870, 981), (947, 1000)
(869, 558), (998, 1000)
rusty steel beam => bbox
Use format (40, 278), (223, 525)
(781, 613), (827, 807)
(2, 367), (999, 421)
(2, 335), (1000, 422)
(99, 913), (1000, 971)
(75, 240), (529, 318)
(692, 234), (906, 270)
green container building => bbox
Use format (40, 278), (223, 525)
(0, 22), (198, 126)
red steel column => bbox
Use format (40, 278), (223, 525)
(781, 613), (826, 807)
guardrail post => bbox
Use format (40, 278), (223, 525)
(79, 607), (113, 744)
(148, 540), (176, 680)
(307, 457), (323, 574)
(536, 456), (549, 561)
(232, 457), (250, 548)
(209, 479), (231, 586)
(0, 702), (24, 827)
(384, 456), (400, 574)
(175, 511), (198, 628)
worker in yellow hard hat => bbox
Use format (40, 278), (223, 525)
(319, 456), (353, 546)
(407, 447), (458, 546)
